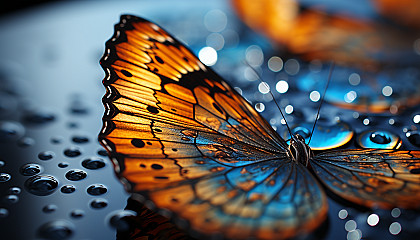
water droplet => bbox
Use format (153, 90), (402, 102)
(38, 151), (55, 161)
(20, 163), (43, 176)
(43, 204), (58, 213)
(108, 210), (136, 231)
(413, 114), (420, 124)
(81, 157), (105, 170)
(0, 121), (24, 141)
(90, 198), (108, 209)
(97, 149), (108, 156)
(391, 208), (401, 218)
(65, 169), (87, 181)
(70, 209), (84, 219)
(58, 162), (69, 168)
(0, 208), (9, 218)
(276, 80), (289, 94)
(63, 147), (81, 157)
(38, 220), (74, 239)
(24, 175), (58, 196)
(87, 184), (107, 195)
(17, 137), (35, 147)
(0, 173), (11, 182)
(60, 185), (76, 194)
(23, 110), (55, 124)
(69, 101), (89, 115)
(370, 132), (391, 144)
(268, 56), (283, 72)
(8, 187), (21, 194)
(71, 135), (89, 144)
(406, 131), (420, 147)
(4, 195), (19, 204)
(0, 160), (4, 167)
(50, 136), (63, 144)
(339, 209), (348, 219)
(358, 130), (401, 149)
(345, 220), (357, 231)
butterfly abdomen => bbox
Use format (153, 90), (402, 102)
(289, 134), (312, 166)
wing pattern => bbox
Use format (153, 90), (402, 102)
(99, 15), (326, 239)
(311, 149), (420, 209)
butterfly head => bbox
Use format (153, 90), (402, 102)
(289, 134), (312, 166)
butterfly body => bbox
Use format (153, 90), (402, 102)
(100, 15), (420, 240)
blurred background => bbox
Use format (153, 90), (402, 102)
(0, 0), (419, 239)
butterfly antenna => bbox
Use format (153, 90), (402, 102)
(308, 61), (335, 144)
(243, 61), (295, 139)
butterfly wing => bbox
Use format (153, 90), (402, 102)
(310, 149), (420, 209)
(99, 15), (327, 239)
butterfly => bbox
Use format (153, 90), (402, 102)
(99, 15), (420, 240)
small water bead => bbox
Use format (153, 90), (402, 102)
(90, 198), (108, 209)
(42, 204), (58, 213)
(50, 136), (63, 144)
(108, 210), (137, 231)
(17, 137), (35, 147)
(345, 220), (357, 232)
(0, 121), (24, 141)
(65, 169), (87, 181)
(0, 160), (4, 167)
(81, 157), (105, 170)
(339, 209), (349, 219)
(60, 185), (76, 194)
(347, 230), (361, 240)
(70, 209), (84, 219)
(0, 173), (11, 182)
(0, 208), (9, 218)
(357, 130), (401, 149)
(38, 151), (55, 160)
(97, 149), (108, 156)
(367, 214), (380, 226)
(391, 208), (401, 218)
(58, 162), (69, 168)
(71, 135), (89, 144)
(24, 175), (58, 196)
(8, 187), (21, 195)
(413, 114), (420, 124)
(69, 101), (89, 115)
(87, 184), (107, 195)
(22, 110), (55, 124)
(20, 163), (43, 176)
(406, 131), (420, 147)
(4, 195), (19, 204)
(63, 147), (81, 157)
(38, 220), (74, 239)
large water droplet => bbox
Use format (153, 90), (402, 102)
(87, 184), (107, 195)
(82, 157), (105, 170)
(65, 169), (87, 181)
(0, 121), (24, 141)
(20, 163), (43, 176)
(0, 173), (11, 182)
(63, 147), (81, 157)
(38, 220), (74, 239)
(90, 198), (108, 209)
(24, 175), (58, 196)
(357, 130), (401, 149)
(60, 185), (76, 194)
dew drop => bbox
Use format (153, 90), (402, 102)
(338, 209), (348, 219)
(17, 137), (35, 147)
(38, 220), (74, 239)
(43, 204), (58, 213)
(87, 184), (107, 195)
(63, 147), (81, 157)
(389, 222), (401, 235)
(51, 136), (63, 144)
(4, 194), (19, 204)
(391, 208), (401, 218)
(58, 162), (69, 168)
(8, 187), (21, 195)
(65, 169), (87, 181)
(0, 173), (11, 182)
(81, 157), (106, 170)
(97, 149), (108, 156)
(60, 185), (76, 194)
(0, 121), (24, 141)
(20, 163), (43, 176)
(406, 131), (420, 147)
(38, 151), (55, 160)
(90, 198), (108, 209)
(131, 139), (145, 148)
(23, 110), (55, 124)
(71, 135), (89, 144)
(70, 209), (84, 219)
(25, 175), (58, 196)
(367, 213), (379, 226)
(0, 208), (9, 218)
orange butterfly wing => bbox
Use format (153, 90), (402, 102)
(311, 149), (420, 209)
(99, 15), (327, 239)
